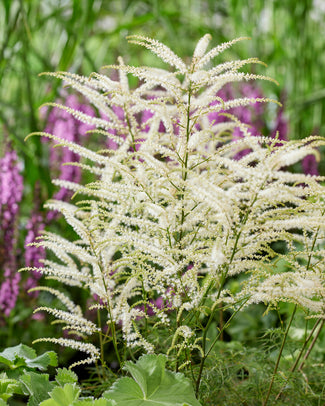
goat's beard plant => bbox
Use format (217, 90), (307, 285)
(26, 35), (325, 392)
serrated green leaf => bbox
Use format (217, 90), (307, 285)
(104, 377), (143, 404)
(19, 371), (55, 406)
(0, 344), (57, 371)
(0, 372), (22, 401)
(40, 383), (80, 406)
(27, 351), (58, 371)
(0, 344), (35, 369)
(55, 368), (78, 386)
(103, 354), (201, 406)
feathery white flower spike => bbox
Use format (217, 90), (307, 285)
(26, 34), (325, 369)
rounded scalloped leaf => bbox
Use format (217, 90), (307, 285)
(103, 354), (201, 406)
(39, 383), (80, 406)
(55, 368), (78, 386)
(0, 344), (57, 371)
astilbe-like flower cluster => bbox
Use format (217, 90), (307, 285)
(26, 35), (325, 368)
(215, 85), (320, 175)
(0, 147), (23, 317)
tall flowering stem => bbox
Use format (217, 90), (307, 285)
(25, 35), (325, 391)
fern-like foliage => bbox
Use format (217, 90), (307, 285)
(25, 35), (325, 370)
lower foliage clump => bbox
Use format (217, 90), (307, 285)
(0, 346), (200, 406)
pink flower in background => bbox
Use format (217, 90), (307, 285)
(271, 105), (288, 142)
(0, 147), (23, 317)
(206, 84), (321, 175)
(302, 154), (319, 176)
(207, 83), (266, 159)
(43, 94), (96, 219)
(24, 210), (45, 294)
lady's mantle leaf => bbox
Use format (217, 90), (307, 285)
(0, 344), (57, 370)
(55, 368), (78, 386)
(19, 371), (55, 406)
(39, 383), (116, 406)
(39, 383), (80, 406)
(0, 372), (22, 401)
(103, 354), (201, 406)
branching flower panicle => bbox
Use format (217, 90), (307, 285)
(26, 35), (325, 375)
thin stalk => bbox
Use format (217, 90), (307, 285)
(195, 297), (248, 396)
(263, 305), (297, 406)
(205, 298), (249, 360)
(275, 209), (325, 400)
(175, 319), (180, 373)
(219, 301), (224, 341)
(291, 318), (321, 373)
(194, 189), (261, 394)
(298, 319), (324, 371)
(275, 318), (322, 401)
(173, 81), (193, 373)
(89, 236), (122, 368)
(106, 302), (122, 367)
(97, 308), (107, 380)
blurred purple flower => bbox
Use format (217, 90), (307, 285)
(207, 83), (266, 159)
(302, 154), (319, 176)
(43, 94), (95, 219)
(0, 147), (23, 317)
(271, 106), (288, 142)
(24, 211), (45, 294)
(100, 105), (125, 151)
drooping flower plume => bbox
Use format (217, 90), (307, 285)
(25, 35), (325, 369)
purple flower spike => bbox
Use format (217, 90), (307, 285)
(0, 147), (23, 317)
(24, 211), (45, 294)
(302, 154), (319, 176)
(271, 107), (288, 143)
(43, 94), (96, 220)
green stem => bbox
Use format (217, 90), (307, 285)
(275, 208), (325, 400)
(195, 297), (248, 396)
(89, 236), (121, 368)
(172, 81), (193, 372)
(275, 318), (322, 401)
(97, 308), (107, 380)
(263, 305), (297, 406)
(298, 319), (324, 371)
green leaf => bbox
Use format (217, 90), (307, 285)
(103, 354), (201, 406)
(55, 368), (78, 387)
(76, 398), (117, 406)
(0, 372), (22, 401)
(19, 371), (55, 406)
(38, 384), (117, 406)
(0, 344), (57, 371)
(27, 351), (58, 371)
(0, 344), (36, 369)
(40, 383), (80, 406)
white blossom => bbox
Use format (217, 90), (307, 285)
(26, 34), (325, 367)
